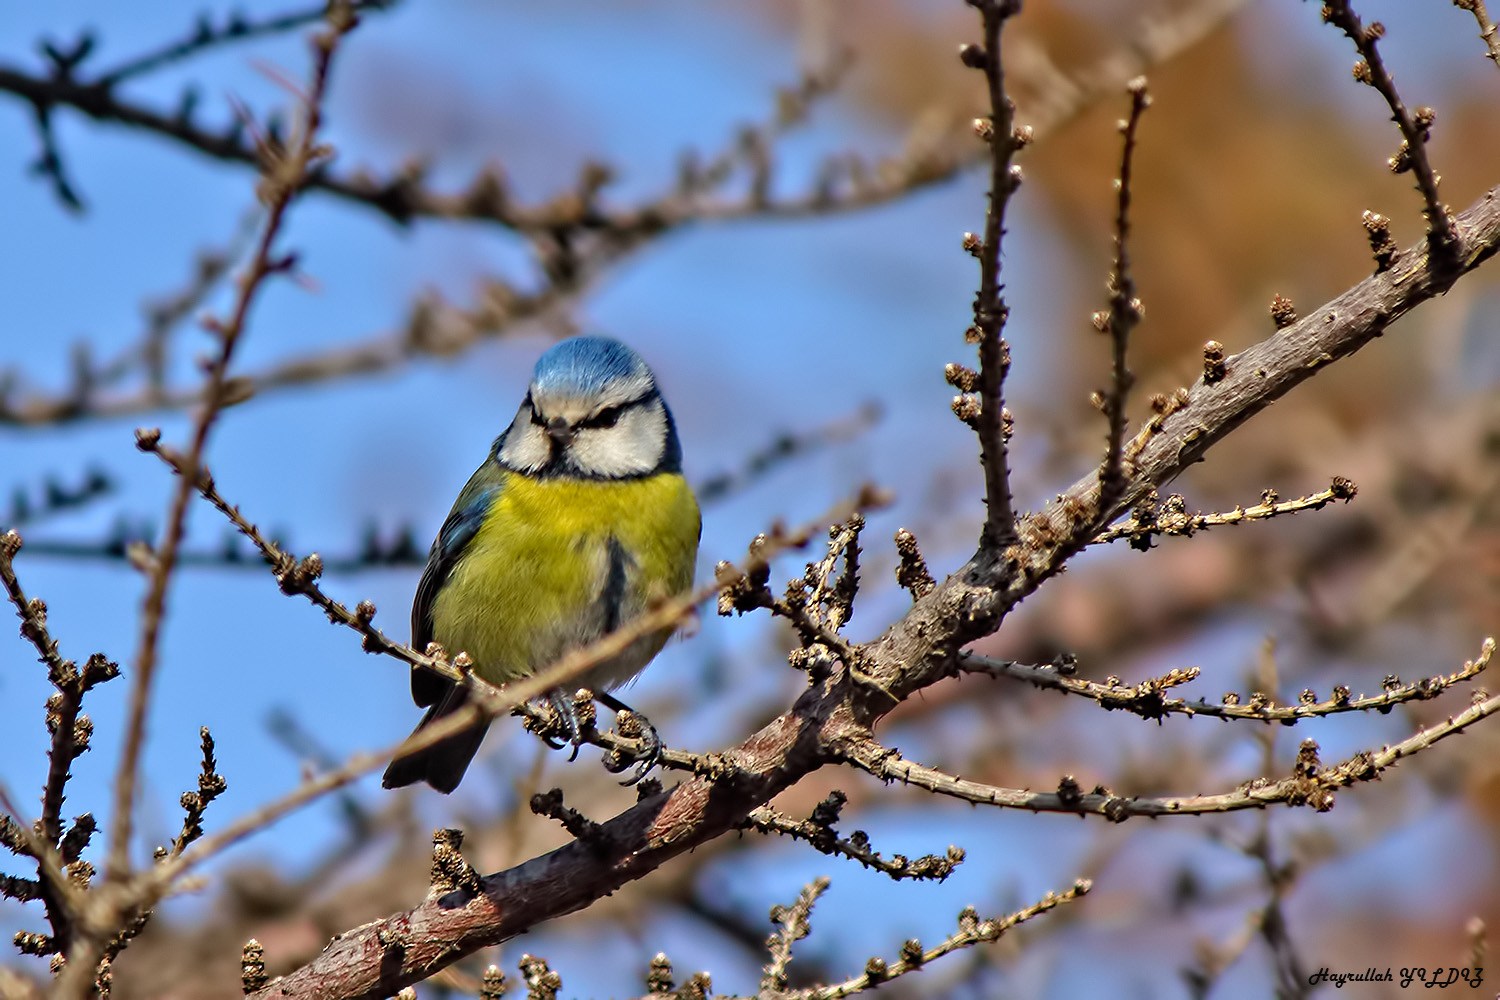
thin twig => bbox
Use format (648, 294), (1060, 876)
(963, 636), (1494, 722)
(1091, 479), (1358, 549)
(1322, 0), (1463, 273)
(1248, 811), (1311, 998)
(0, 531), (117, 962)
(1453, 0), (1500, 66)
(0, 1), (1251, 429)
(696, 402), (882, 505)
(741, 799), (964, 882)
(761, 878), (828, 994)
(93, 0), (397, 88)
(0, 469), (112, 530)
(1095, 77), (1149, 512)
(14, 406), (883, 571)
(787, 881), (1091, 1000)
(97, 0), (358, 965)
(967, 0), (1024, 548)
(845, 660), (1500, 819)
(28, 102), (83, 211)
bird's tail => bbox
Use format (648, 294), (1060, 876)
(381, 686), (489, 794)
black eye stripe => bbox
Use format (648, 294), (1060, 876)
(579, 404), (624, 430)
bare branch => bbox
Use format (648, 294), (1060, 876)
(14, 405), (882, 571)
(963, 636), (1494, 723)
(191, 171), (1500, 992)
(762, 877), (828, 994)
(93, 1), (398, 89)
(963, 0), (1025, 548)
(786, 882), (1091, 1000)
(1093, 77), (1149, 513)
(1453, 0), (1500, 66)
(865, 182), (1500, 715)
(1092, 478), (1358, 549)
(103, 2), (352, 888)
(1322, 1), (1463, 272)
(740, 793), (965, 882)
(0, 2), (1252, 429)
(844, 673), (1500, 818)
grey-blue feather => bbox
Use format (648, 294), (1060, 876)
(410, 463), (504, 707)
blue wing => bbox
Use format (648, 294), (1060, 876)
(410, 459), (505, 707)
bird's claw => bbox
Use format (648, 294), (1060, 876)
(537, 690), (661, 782)
(596, 695), (662, 785)
(543, 690), (593, 761)
(619, 721), (662, 786)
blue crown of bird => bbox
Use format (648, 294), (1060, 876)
(383, 336), (701, 793)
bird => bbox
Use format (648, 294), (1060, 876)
(382, 335), (700, 793)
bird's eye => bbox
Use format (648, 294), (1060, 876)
(580, 405), (623, 430)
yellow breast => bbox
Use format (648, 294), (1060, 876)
(429, 471), (699, 689)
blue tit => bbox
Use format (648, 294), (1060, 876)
(382, 336), (700, 793)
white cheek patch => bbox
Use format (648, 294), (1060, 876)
(568, 399), (667, 478)
(497, 411), (553, 473)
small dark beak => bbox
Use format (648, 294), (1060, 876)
(546, 416), (575, 446)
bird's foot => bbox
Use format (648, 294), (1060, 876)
(596, 692), (662, 785)
(537, 689), (597, 761)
